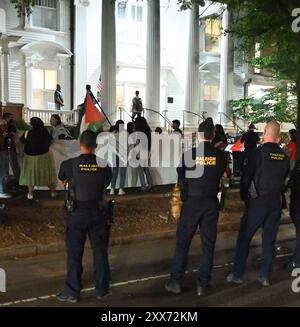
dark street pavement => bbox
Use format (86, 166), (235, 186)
(0, 224), (299, 307)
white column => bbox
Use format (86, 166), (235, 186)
(218, 7), (229, 124)
(25, 59), (33, 108)
(185, 4), (200, 127)
(2, 43), (9, 103)
(74, 0), (88, 106)
(145, 0), (160, 126)
(101, 0), (117, 123)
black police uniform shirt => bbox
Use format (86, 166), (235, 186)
(58, 154), (112, 203)
(177, 141), (227, 198)
(290, 159), (300, 213)
(240, 143), (290, 200)
(241, 130), (260, 151)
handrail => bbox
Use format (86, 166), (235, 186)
(118, 107), (132, 120)
(183, 110), (202, 119)
(218, 111), (245, 134)
(182, 110), (203, 133)
(143, 107), (173, 128)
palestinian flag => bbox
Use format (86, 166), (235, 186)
(75, 92), (106, 138)
(230, 137), (243, 152)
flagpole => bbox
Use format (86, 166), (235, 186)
(90, 91), (113, 127)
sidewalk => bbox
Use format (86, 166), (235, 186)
(0, 189), (293, 261)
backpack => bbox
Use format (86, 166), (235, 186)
(133, 97), (143, 113)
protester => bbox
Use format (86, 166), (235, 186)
(19, 117), (56, 200)
(131, 90), (143, 121)
(127, 122), (134, 135)
(50, 114), (72, 140)
(2, 112), (20, 182)
(134, 117), (153, 191)
(240, 123), (260, 176)
(127, 121), (138, 187)
(110, 120), (127, 196)
(241, 123), (260, 151)
(287, 129), (297, 170)
(54, 84), (64, 110)
(212, 124), (228, 151)
(0, 119), (11, 199)
(172, 120), (183, 136)
(155, 127), (163, 134)
(205, 117), (214, 125)
(74, 85), (97, 139)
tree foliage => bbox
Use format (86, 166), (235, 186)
(231, 84), (297, 126)
(223, 0), (300, 126)
(10, 0), (34, 17)
(225, 0), (298, 81)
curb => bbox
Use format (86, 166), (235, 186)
(0, 218), (293, 262)
(0, 230), (177, 261)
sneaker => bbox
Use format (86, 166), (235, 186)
(0, 193), (11, 199)
(27, 193), (33, 200)
(110, 189), (115, 195)
(96, 289), (112, 300)
(196, 282), (209, 297)
(286, 261), (300, 271)
(227, 273), (243, 285)
(165, 279), (182, 295)
(258, 277), (270, 287)
(118, 188), (126, 196)
(56, 292), (79, 303)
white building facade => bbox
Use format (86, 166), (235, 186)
(0, 0), (273, 128)
(0, 0), (72, 113)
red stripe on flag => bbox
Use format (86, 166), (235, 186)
(85, 93), (105, 124)
(230, 138), (243, 152)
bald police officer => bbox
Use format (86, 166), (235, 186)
(227, 121), (290, 286)
(57, 130), (112, 303)
(165, 121), (227, 296)
(290, 159), (300, 268)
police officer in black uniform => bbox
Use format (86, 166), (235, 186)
(290, 159), (300, 268)
(227, 121), (289, 286)
(165, 121), (227, 296)
(57, 130), (112, 303)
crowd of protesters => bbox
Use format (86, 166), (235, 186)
(0, 86), (298, 203)
(0, 108), (157, 199)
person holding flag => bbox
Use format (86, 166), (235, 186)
(74, 85), (106, 138)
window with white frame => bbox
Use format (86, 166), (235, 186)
(32, 0), (59, 31)
(131, 4), (143, 42)
(32, 68), (57, 109)
(116, 2), (128, 41)
(204, 84), (219, 101)
(116, 2), (144, 43)
(117, 2), (127, 20)
(205, 18), (221, 53)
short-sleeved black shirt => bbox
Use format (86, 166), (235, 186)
(20, 128), (52, 156)
(59, 154), (112, 202)
(177, 142), (227, 198)
(241, 131), (260, 151)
